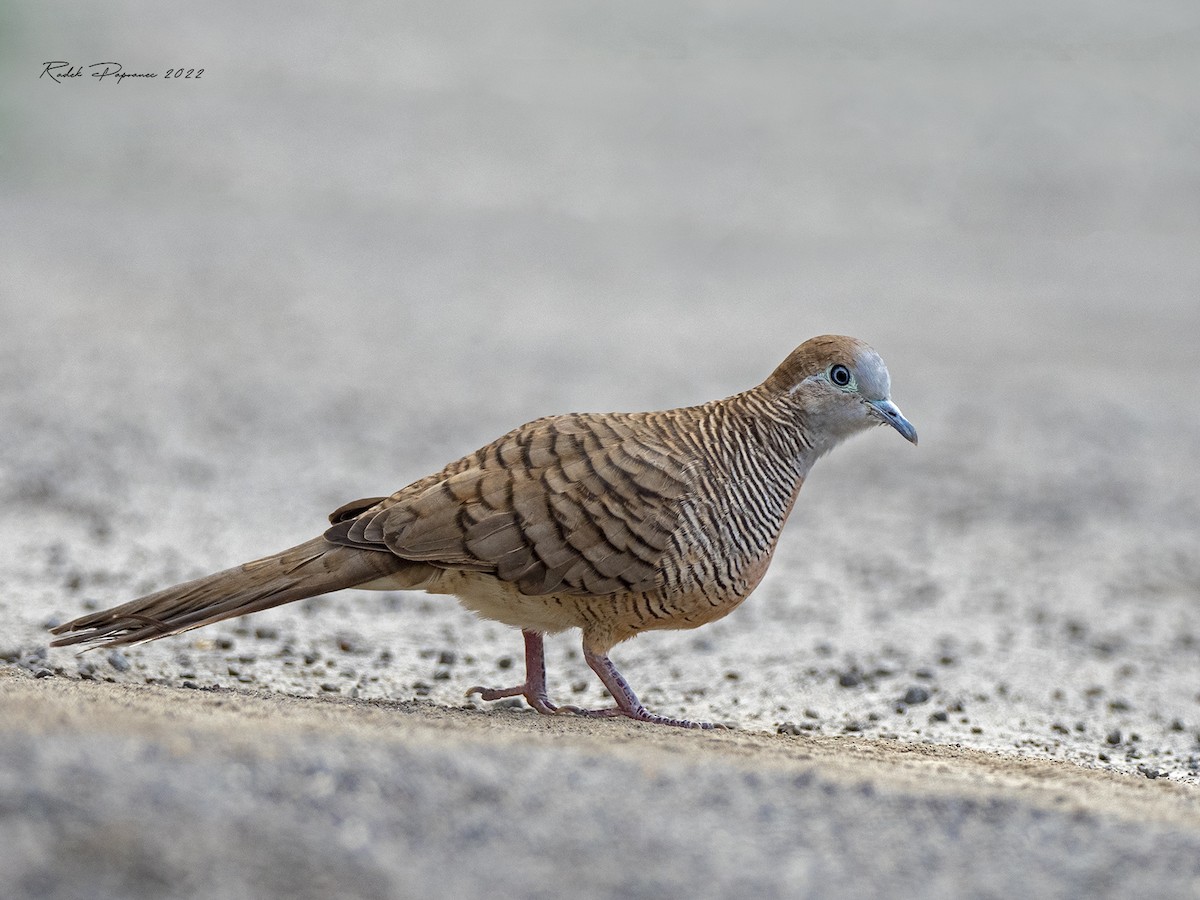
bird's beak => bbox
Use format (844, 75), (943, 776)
(869, 399), (918, 445)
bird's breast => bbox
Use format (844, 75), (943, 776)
(656, 462), (804, 603)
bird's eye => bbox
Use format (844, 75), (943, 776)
(829, 364), (852, 387)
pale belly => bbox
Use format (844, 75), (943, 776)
(352, 550), (771, 645)
(428, 569), (589, 633)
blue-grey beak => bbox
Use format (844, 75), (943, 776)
(869, 399), (918, 445)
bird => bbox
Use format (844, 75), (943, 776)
(51, 335), (917, 729)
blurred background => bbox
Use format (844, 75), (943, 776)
(2, 1), (1199, 771)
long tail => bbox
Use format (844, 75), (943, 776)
(50, 537), (407, 650)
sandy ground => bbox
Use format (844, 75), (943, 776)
(8, 667), (1200, 900)
(3, 2), (1200, 897)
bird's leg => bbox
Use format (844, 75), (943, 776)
(558, 645), (718, 730)
(466, 629), (559, 714)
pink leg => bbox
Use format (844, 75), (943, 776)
(558, 646), (719, 730)
(466, 630), (559, 715)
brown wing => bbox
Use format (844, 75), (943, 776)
(323, 415), (692, 596)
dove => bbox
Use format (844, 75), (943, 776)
(52, 335), (916, 728)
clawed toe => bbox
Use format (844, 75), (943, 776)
(553, 702), (720, 729)
(636, 712), (724, 730)
(554, 704), (625, 718)
(465, 684), (519, 701)
(466, 683), (559, 714)
(621, 708), (719, 729)
(464, 631), (561, 714)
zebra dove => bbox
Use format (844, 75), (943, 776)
(51, 335), (916, 728)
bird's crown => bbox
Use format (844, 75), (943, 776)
(763, 334), (891, 401)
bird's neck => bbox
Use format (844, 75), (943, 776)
(714, 387), (826, 483)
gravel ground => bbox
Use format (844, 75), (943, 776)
(3, 2), (1200, 897)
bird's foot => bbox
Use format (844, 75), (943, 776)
(465, 683), (559, 715)
(466, 630), (562, 715)
(573, 646), (728, 729)
(555, 702), (724, 730)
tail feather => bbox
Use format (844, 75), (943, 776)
(50, 537), (405, 650)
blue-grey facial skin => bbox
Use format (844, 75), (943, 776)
(851, 347), (892, 402)
(849, 347), (918, 445)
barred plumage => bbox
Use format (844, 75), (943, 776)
(51, 335), (916, 728)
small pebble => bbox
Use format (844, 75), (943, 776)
(902, 686), (930, 705)
(106, 650), (131, 672)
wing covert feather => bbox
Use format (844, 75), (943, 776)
(323, 415), (693, 595)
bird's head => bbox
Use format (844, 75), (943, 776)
(763, 335), (918, 455)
